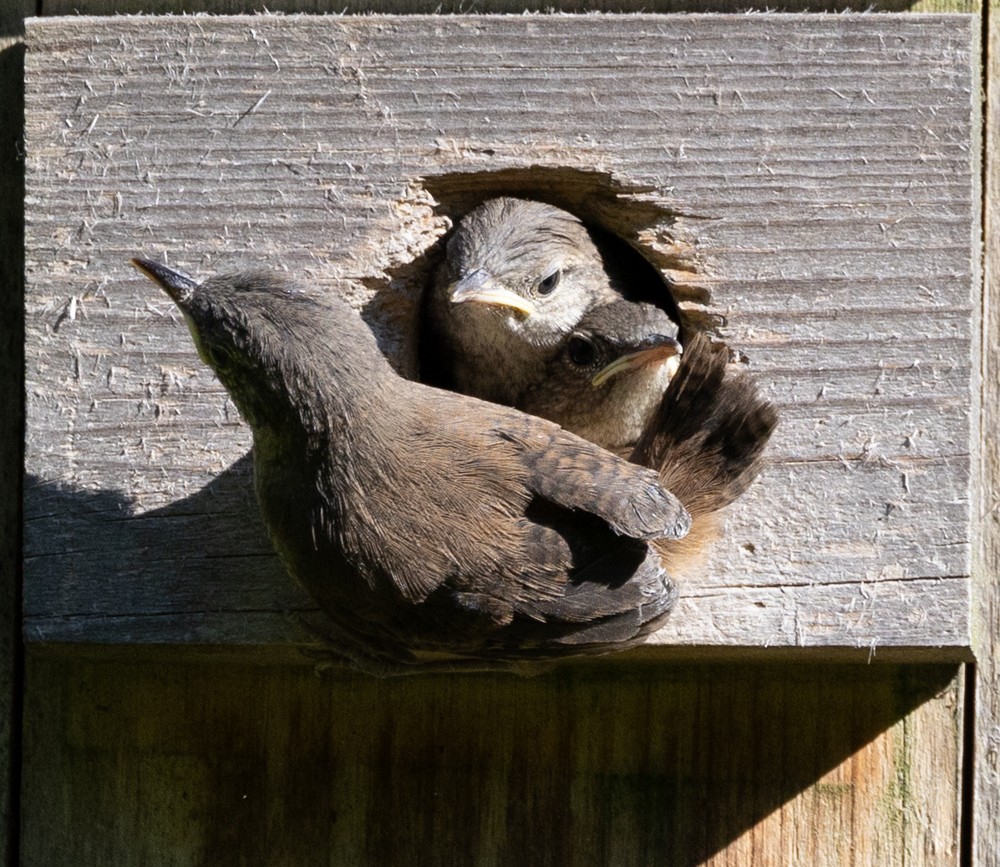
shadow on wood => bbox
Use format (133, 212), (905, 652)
(0, 22), (26, 867)
(23, 458), (318, 646)
(20, 656), (959, 865)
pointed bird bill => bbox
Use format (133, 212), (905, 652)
(448, 268), (536, 318)
(591, 339), (683, 388)
(131, 257), (198, 304)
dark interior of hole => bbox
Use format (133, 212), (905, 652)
(584, 224), (682, 324)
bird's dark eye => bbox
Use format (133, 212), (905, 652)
(537, 269), (562, 296)
(567, 335), (598, 368)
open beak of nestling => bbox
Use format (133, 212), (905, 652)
(131, 257), (198, 305)
(448, 268), (536, 319)
(591, 337), (683, 388)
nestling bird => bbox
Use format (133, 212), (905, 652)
(517, 300), (683, 454)
(132, 257), (692, 673)
(424, 197), (623, 404)
(521, 301), (777, 574)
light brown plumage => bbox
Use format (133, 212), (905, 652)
(517, 300), (682, 453)
(133, 258), (691, 673)
(424, 197), (623, 404)
(520, 299), (777, 575)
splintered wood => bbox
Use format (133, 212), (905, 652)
(22, 14), (979, 659)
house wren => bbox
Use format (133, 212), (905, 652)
(521, 301), (777, 574)
(517, 300), (682, 454)
(133, 257), (692, 673)
(424, 197), (623, 405)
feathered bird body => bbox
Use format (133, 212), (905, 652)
(134, 260), (689, 667)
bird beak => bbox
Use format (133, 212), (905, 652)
(591, 338), (683, 388)
(448, 268), (536, 318)
(131, 257), (198, 305)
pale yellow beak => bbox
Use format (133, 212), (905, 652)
(449, 269), (536, 318)
(591, 341), (683, 388)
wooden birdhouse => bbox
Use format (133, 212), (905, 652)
(23, 14), (979, 659)
(9, 9), (992, 865)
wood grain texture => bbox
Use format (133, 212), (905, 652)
(22, 15), (979, 657)
(974, 1), (1000, 863)
(19, 655), (963, 867)
(29, 0), (983, 15)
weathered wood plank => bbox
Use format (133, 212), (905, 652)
(20, 456), (973, 655)
(19, 656), (964, 866)
(974, 1), (1000, 863)
(23, 14), (979, 657)
(29, 0), (984, 16)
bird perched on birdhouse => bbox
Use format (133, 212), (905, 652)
(133, 257), (691, 674)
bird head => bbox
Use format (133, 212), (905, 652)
(521, 300), (682, 450)
(436, 197), (616, 350)
(131, 257), (346, 430)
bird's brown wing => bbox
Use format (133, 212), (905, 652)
(339, 394), (688, 642)
(494, 417), (690, 541)
(434, 404), (688, 635)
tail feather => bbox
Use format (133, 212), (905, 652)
(630, 332), (778, 572)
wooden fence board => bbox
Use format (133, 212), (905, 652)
(974, 0), (1000, 862)
(19, 656), (964, 866)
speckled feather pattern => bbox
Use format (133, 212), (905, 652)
(631, 332), (779, 573)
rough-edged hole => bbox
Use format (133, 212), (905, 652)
(361, 166), (717, 386)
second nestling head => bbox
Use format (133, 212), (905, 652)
(517, 300), (683, 453)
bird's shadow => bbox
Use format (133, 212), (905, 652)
(22, 454), (317, 644)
